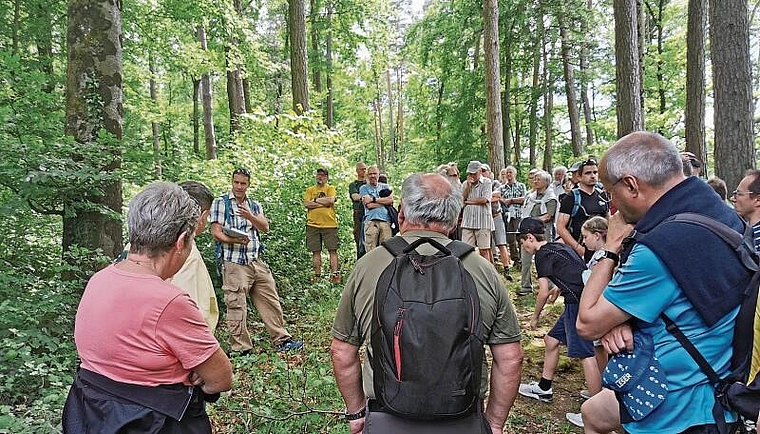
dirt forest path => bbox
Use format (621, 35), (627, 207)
(503, 277), (587, 433)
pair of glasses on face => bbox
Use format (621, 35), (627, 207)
(732, 190), (757, 197)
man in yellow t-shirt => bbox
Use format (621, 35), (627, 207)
(304, 168), (340, 283)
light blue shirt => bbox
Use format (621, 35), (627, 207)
(603, 244), (737, 433)
(359, 183), (390, 222)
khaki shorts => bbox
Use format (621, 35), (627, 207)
(461, 228), (492, 249)
(306, 226), (339, 251)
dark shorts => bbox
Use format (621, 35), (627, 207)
(547, 303), (595, 359)
(306, 226), (339, 251)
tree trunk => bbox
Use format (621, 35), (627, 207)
(64, 0), (124, 270)
(325, 2), (334, 128)
(149, 55), (162, 179)
(614, 0), (644, 137)
(242, 77), (252, 113)
(12, 0), (20, 55)
(436, 79), (444, 142)
(386, 69), (396, 163)
(637, 0), (646, 116)
(685, 0), (706, 173)
(543, 33), (554, 171)
(527, 8), (542, 163)
(397, 66), (404, 148)
(32, 2), (55, 92)
(197, 25), (217, 160)
(710, 0), (755, 189)
(483, 0), (504, 172)
(559, 14), (583, 156)
(501, 17), (516, 165)
(192, 78), (200, 155)
(580, 0), (595, 148)
(227, 0), (246, 132)
(289, 0), (310, 114)
(310, 0), (322, 92)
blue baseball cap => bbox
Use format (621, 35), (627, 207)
(602, 332), (669, 421)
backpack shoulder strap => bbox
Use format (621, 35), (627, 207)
(665, 213), (758, 272)
(221, 194), (233, 225)
(571, 188), (581, 217)
(444, 240), (476, 260)
(381, 237), (409, 257)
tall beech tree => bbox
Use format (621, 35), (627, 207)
(483, 0), (504, 172)
(289, 0), (310, 114)
(64, 0), (123, 265)
(710, 0), (755, 190)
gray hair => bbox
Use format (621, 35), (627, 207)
(553, 165), (567, 175)
(401, 173), (463, 232)
(128, 182), (200, 257)
(535, 170), (552, 186)
(603, 132), (682, 187)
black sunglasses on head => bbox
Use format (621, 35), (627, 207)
(233, 168), (250, 177)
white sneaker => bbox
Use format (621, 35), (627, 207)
(566, 412), (584, 427)
(580, 389), (593, 400)
(518, 381), (553, 402)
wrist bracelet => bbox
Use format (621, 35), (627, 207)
(344, 407), (366, 421)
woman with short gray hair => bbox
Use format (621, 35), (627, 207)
(518, 171), (558, 296)
(63, 182), (232, 433)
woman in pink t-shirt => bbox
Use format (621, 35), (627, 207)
(63, 182), (232, 433)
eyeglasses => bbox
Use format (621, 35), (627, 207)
(233, 168), (250, 177)
(580, 158), (598, 168)
(731, 189), (757, 197)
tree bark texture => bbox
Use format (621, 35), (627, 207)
(149, 54), (162, 179)
(614, 0), (644, 137)
(483, 0), (504, 172)
(710, 0), (755, 190)
(543, 33), (554, 172)
(192, 78), (200, 155)
(528, 8), (542, 163)
(580, 0), (595, 149)
(325, 2), (334, 128)
(559, 15), (583, 156)
(386, 68), (396, 163)
(289, 0), (310, 114)
(310, 0), (322, 92)
(197, 24), (217, 160)
(685, 0), (706, 173)
(64, 0), (123, 264)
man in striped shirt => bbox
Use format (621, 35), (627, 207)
(732, 169), (760, 252)
(211, 168), (303, 354)
(461, 160), (494, 259)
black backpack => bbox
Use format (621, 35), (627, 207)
(623, 213), (760, 433)
(370, 237), (484, 420)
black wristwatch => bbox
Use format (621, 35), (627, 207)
(344, 407), (366, 421)
(599, 250), (620, 266)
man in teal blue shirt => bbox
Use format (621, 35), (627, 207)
(577, 132), (749, 434)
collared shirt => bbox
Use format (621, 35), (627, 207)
(499, 181), (526, 218)
(210, 191), (262, 264)
(461, 177), (494, 230)
(359, 182), (391, 221)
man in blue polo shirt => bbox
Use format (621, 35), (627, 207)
(577, 132), (751, 433)
(359, 165), (394, 252)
